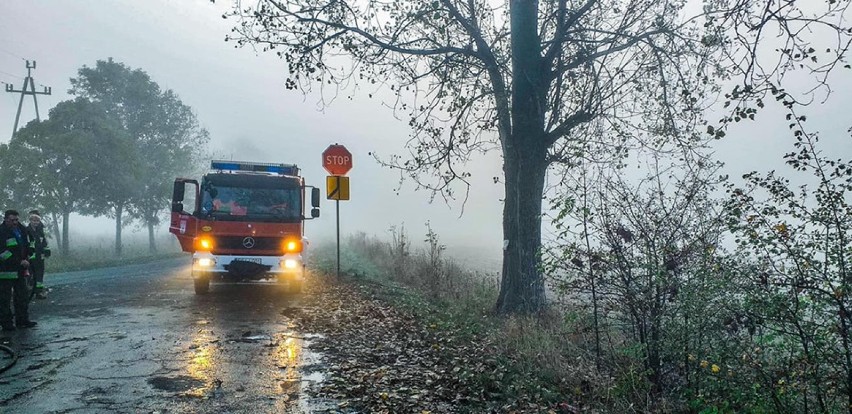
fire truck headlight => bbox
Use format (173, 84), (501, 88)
(197, 258), (215, 267)
(282, 259), (299, 269)
(196, 237), (214, 251)
(282, 238), (303, 253)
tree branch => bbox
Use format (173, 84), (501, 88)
(543, 0), (598, 68)
(268, 1), (477, 57)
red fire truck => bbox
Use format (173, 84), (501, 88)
(169, 160), (320, 294)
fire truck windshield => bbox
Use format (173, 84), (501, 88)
(199, 174), (301, 222)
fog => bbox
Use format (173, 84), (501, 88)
(1, 0), (850, 269)
(0, 0), (505, 265)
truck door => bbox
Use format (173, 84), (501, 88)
(169, 179), (199, 252)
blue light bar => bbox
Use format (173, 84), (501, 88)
(211, 160), (299, 176)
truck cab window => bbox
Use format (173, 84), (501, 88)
(199, 180), (300, 222)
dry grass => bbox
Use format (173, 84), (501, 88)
(309, 228), (637, 411)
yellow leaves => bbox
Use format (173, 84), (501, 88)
(698, 358), (723, 375)
(379, 391), (389, 400)
(773, 222), (789, 238)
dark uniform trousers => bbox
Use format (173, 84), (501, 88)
(0, 271), (30, 325)
(0, 222), (32, 327)
(31, 258), (45, 292)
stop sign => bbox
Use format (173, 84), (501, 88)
(322, 144), (353, 175)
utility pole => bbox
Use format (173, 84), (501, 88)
(5, 60), (51, 139)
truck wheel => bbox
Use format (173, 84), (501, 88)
(288, 280), (303, 294)
(194, 276), (210, 295)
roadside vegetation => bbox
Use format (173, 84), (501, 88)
(310, 228), (595, 412)
(46, 234), (184, 273)
(310, 121), (852, 412)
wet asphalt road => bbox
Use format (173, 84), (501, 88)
(0, 257), (331, 413)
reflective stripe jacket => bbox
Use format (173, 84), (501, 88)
(26, 223), (49, 260)
(0, 223), (32, 279)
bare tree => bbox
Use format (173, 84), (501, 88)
(226, 0), (852, 314)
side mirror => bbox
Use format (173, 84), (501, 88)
(311, 188), (320, 208)
(173, 181), (185, 202)
(311, 208), (320, 218)
(172, 202), (184, 213)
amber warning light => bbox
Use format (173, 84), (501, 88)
(283, 238), (303, 253)
(195, 237), (214, 251)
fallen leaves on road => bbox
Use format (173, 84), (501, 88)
(292, 277), (572, 413)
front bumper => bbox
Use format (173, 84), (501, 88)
(191, 252), (304, 281)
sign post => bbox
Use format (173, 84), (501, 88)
(322, 144), (353, 278)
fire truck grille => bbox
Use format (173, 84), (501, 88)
(216, 236), (281, 251)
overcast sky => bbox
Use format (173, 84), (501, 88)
(1, 1), (850, 266)
(0, 0), (507, 266)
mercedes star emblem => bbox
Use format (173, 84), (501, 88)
(242, 237), (256, 249)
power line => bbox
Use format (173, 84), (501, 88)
(0, 69), (23, 80)
(0, 47), (26, 61)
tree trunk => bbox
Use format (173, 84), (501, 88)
(49, 212), (63, 255)
(61, 211), (70, 256)
(148, 219), (157, 253)
(495, 145), (548, 314)
(114, 204), (123, 257)
(648, 301), (662, 395)
(496, 0), (548, 315)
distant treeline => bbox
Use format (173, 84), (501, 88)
(0, 59), (209, 256)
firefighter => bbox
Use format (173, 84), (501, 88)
(26, 210), (50, 299)
(0, 209), (36, 331)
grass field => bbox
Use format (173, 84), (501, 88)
(44, 232), (185, 273)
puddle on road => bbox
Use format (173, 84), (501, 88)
(274, 333), (339, 413)
(236, 333), (273, 343)
(147, 375), (206, 393)
(302, 370), (325, 383)
(273, 333), (328, 395)
(158, 327), (332, 409)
